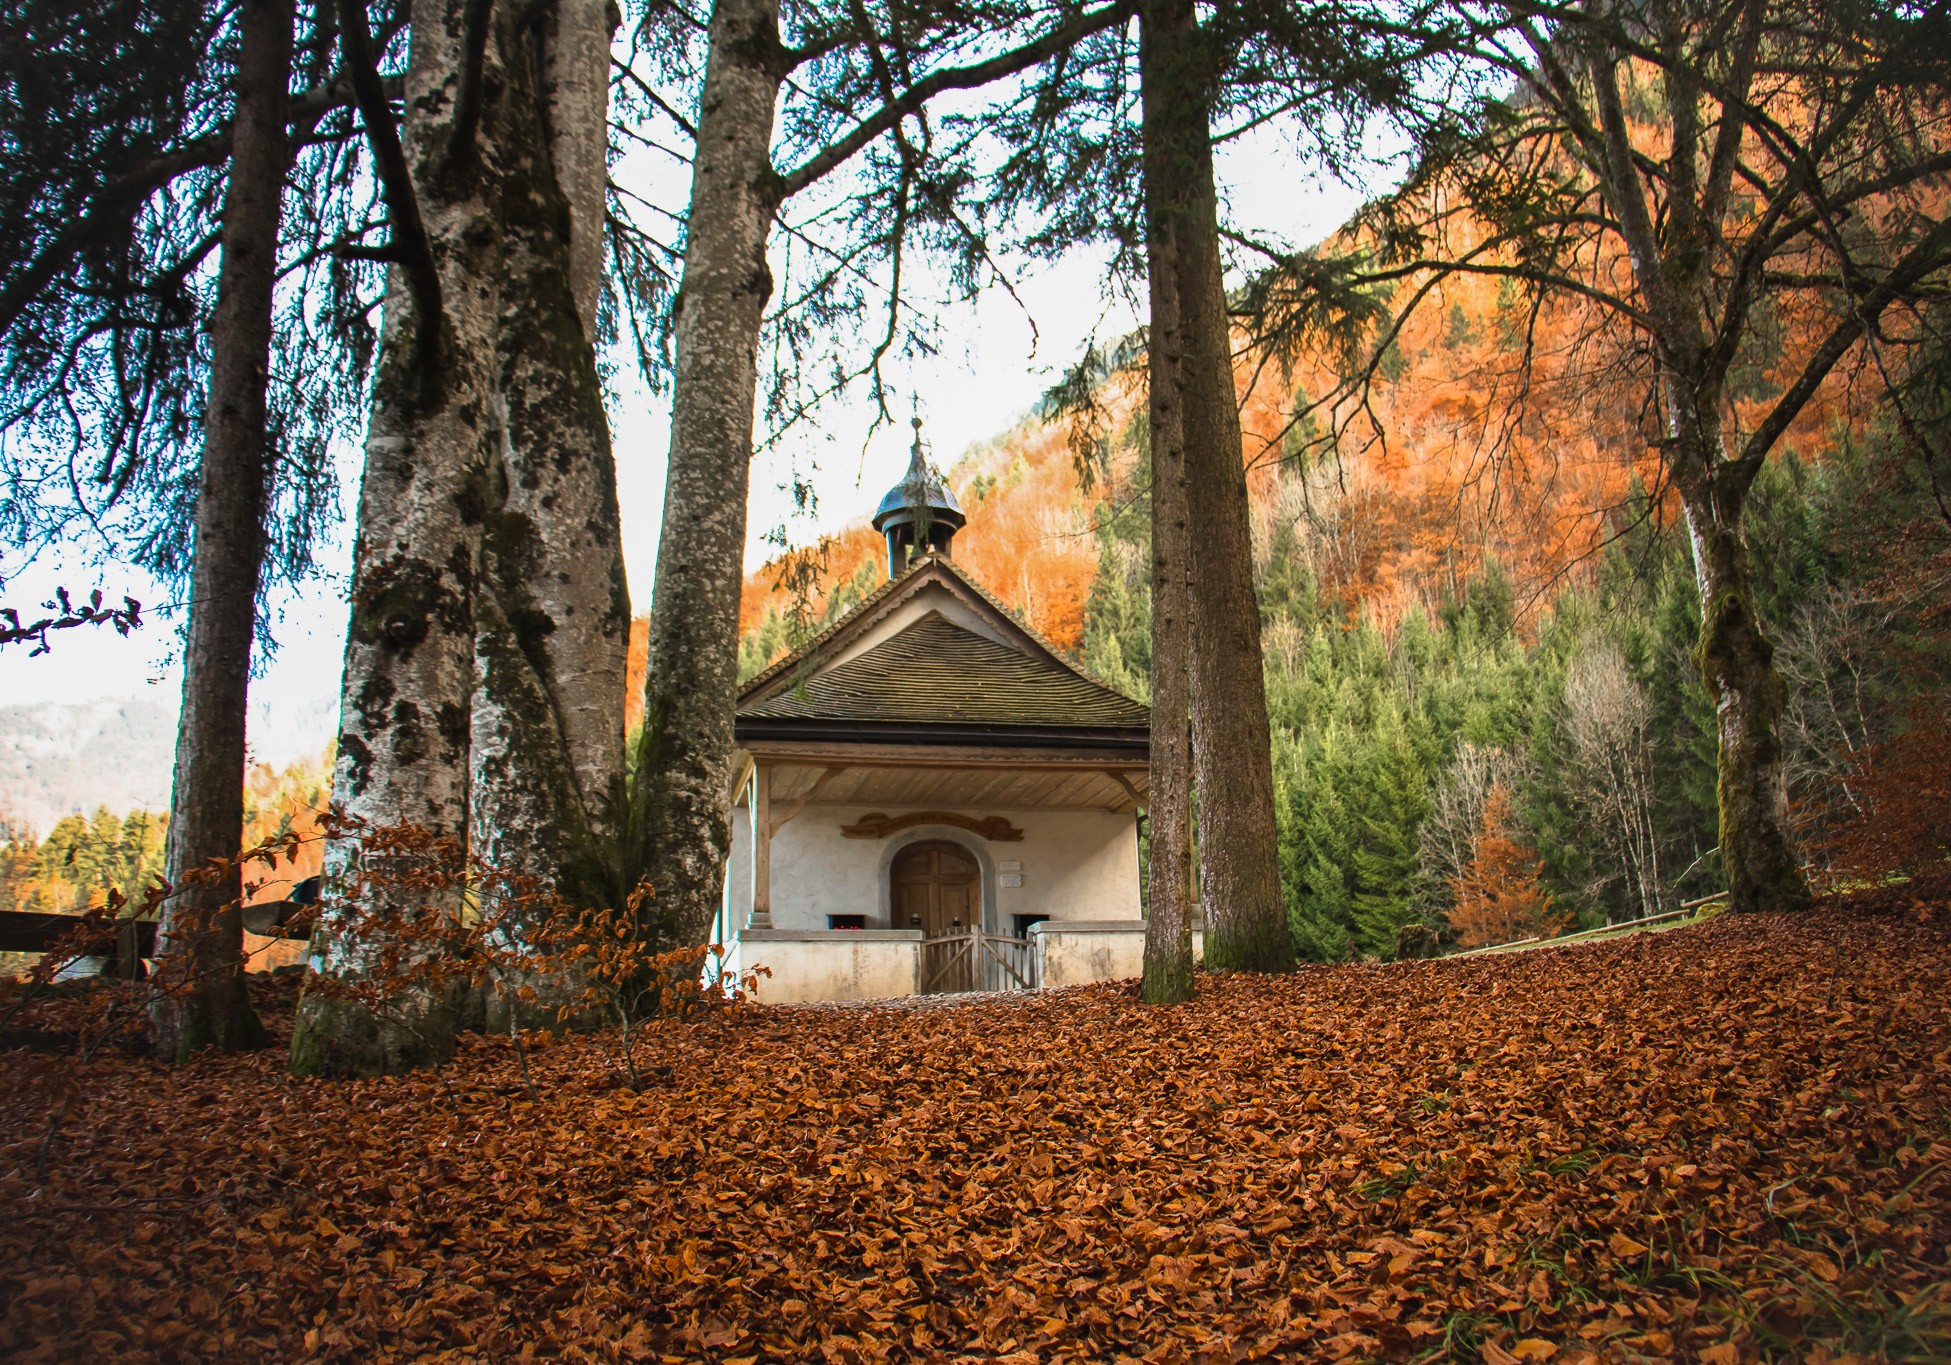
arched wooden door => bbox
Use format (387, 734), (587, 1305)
(891, 840), (980, 936)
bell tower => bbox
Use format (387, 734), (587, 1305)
(871, 416), (966, 578)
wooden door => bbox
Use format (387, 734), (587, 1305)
(892, 841), (980, 936)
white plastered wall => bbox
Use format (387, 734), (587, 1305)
(725, 802), (1141, 933)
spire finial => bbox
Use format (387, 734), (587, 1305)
(909, 411), (926, 469)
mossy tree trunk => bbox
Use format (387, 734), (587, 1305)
(470, 0), (627, 916)
(294, 0), (627, 1073)
(1146, 0), (1291, 974)
(149, 0), (293, 1061)
(1138, 0), (1194, 1005)
(294, 0), (515, 1077)
(1673, 416), (1811, 916)
(1576, 49), (1812, 917)
(633, 0), (783, 947)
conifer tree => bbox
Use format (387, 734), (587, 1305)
(1138, 0), (1196, 1001)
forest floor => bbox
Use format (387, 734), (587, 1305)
(2, 878), (1949, 1364)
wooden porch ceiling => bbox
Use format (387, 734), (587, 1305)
(756, 758), (1149, 814)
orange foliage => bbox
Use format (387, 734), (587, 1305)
(680, 186), (1875, 670)
(729, 416), (1112, 675)
(947, 421), (1101, 651)
(1237, 269), (1670, 627)
(738, 524), (885, 639)
(1820, 702), (1951, 885)
(624, 617), (648, 734)
(1447, 781), (1554, 947)
(1236, 196), (1862, 627)
(238, 750), (332, 972)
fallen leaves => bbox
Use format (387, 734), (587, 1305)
(1, 889), (1949, 1362)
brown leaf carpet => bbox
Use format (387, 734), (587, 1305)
(3, 884), (1948, 1363)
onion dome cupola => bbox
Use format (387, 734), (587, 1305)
(871, 416), (965, 578)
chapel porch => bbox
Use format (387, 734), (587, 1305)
(715, 748), (1176, 1003)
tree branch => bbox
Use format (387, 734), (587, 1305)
(1699, 0), (1765, 228)
(0, 72), (397, 343)
(1585, 51), (1685, 342)
(774, 1), (1135, 200)
(1734, 212), (1951, 486)
(446, 0), (499, 171)
(337, 0), (443, 366)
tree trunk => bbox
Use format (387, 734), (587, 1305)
(292, 0), (511, 1077)
(1675, 448), (1812, 916)
(1582, 47), (1812, 920)
(633, 0), (782, 948)
(471, 0), (628, 910)
(1145, 0), (1291, 973)
(149, 0), (292, 1061)
(1138, 0), (1193, 1005)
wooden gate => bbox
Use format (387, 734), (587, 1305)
(919, 924), (1040, 995)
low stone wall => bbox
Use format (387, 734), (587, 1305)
(738, 929), (922, 1004)
(1030, 920), (1206, 989)
(735, 923), (1208, 1002)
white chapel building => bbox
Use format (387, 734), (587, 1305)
(715, 427), (1177, 1002)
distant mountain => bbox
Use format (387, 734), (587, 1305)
(0, 698), (175, 837)
(248, 691), (340, 772)
(0, 691), (338, 838)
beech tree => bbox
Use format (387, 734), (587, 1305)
(291, 0), (623, 1075)
(631, 0), (1137, 948)
(1275, 0), (1951, 914)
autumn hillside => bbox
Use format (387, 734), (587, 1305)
(644, 240), (1853, 711)
(5, 879), (1949, 1361)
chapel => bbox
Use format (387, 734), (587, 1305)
(714, 422), (1176, 1002)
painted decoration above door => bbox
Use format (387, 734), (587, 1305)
(840, 811), (1025, 841)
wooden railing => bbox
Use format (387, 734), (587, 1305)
(919, 925), (1039, 995)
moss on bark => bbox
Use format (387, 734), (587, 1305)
(290, 987), (460, 1078)
(1699, 586), (1811, 914)
(1690, 507), (1812, 916)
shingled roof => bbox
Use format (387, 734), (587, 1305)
(743, 611), (1148, 728)
(736, 554), (1148, 735)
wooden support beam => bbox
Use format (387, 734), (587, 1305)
(1105, 770), (1146, 813)
(750, 763), (772, 929)
(727, 752), (755, 806)
(742, 742), (1148, 771)
(769, 765), (847, 837)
